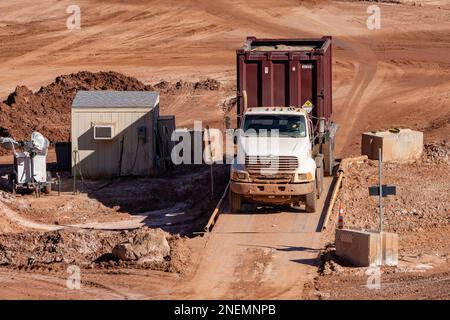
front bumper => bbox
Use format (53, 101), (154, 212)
(230, 180), (314, 198)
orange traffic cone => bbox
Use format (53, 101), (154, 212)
(338, 201), (344, 229)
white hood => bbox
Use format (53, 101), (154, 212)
(237, 135), (311, 160)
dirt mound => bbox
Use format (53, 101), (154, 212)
(0, 72), (223, 155)
(220, 96), (237, 113)
(193, 78), (221, 91)
(0, 227), (189, 272)
(0, 71), (154, 147)
(154, 77), (221, 93)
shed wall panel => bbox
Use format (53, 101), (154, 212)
(71, 108), (155, 178)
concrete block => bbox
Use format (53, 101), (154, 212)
(382, 231), (399, 266)
(361, 129), (423, 162)
(335, 229), (399, 267)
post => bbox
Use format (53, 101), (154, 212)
(206, 126), (214, 199)
(378, 148), (383, 233)
(57, 172), (61, 196)
(72, 150), (77, 195)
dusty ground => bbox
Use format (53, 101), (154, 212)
(0, 0), (449, 299)
(303, 141), (450, 299)
(0, 161), (229, 234)
(0, 228), (189, 272)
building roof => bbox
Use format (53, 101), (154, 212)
(72, 91), (159, 108)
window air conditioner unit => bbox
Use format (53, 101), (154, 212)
(93, 124), (115, 140)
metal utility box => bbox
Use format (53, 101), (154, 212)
(71, 91), (160, 178)
(236, 36), (332, 127)
(16, 153), (47, 183)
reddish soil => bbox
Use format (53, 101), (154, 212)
(0, 0), (449, 300)
(0, 227), (189, 273)
(304, 141), (450, 299)
(0, 71), (227, 154)
(0, 164), (229, 234)
(0, 71), (153, 144)
(4, 194), (131, 227)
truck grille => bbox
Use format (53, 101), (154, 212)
(245, 156), (299, 174)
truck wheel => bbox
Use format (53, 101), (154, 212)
(229, 189), (242, 213)
(305, 188), (317, 213)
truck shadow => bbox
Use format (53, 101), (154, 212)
(235, 203), (308, 215)
(238, 244), (322, 267)
(242, 243), (320, 252)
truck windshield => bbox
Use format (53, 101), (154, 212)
(242, 114), (307, 137)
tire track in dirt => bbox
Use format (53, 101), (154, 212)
(0, 270), (129, 299)
(190, 0), (380, 157)
(0, 10), (136, 67)
(297, 7), (379, 157)
(0, 200), (147, 231)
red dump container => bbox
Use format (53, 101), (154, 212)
(236, 36), (332, 126)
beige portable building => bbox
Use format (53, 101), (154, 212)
(71, 91), (159, 178)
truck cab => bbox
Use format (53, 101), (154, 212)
(230, 106), (322, 212)
(230, 36), (336, 213)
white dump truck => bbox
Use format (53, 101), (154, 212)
(229, 36), (337, 212)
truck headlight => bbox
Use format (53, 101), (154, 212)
(231, 170), (249, 181)
(296, 172), (313, 182)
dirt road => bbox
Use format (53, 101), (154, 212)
(172, 177), (332, 299)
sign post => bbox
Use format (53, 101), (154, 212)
(367, 149), (397, 266)
(378, 148), (383, 232)
(368, 148), (397, 232)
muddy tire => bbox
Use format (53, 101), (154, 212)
(229, 189), (242, 213)
(305, 187), (317, 213)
